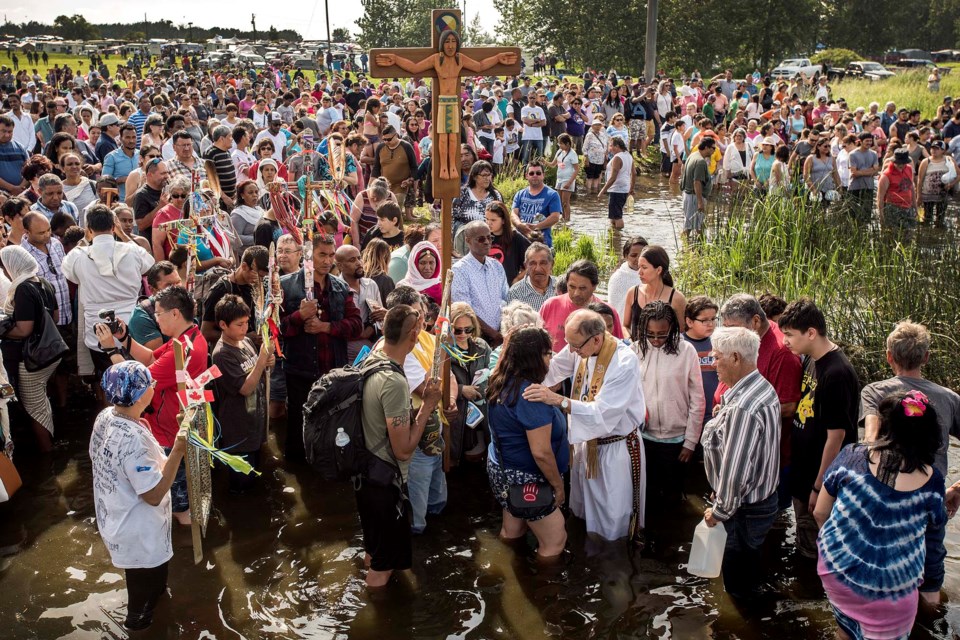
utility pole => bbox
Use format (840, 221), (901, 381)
(144, 13), (148, 41)
(643, 0), (658, 82)
(325, 0), (332, 62)
(188, 22), (193, 43)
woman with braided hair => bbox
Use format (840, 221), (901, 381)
(632, 301), (704, 516)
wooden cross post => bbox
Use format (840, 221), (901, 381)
(371, 10), (520, 469)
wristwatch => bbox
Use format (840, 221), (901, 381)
(561, 398), (570, 412)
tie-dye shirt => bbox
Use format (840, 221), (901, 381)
(818, 444), (947, 601)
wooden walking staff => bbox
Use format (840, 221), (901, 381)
(371, 10), (520, 466)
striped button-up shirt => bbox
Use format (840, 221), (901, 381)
(451, 252), (508, 330)
(21, 236), (72, 325)
(507, 275), (556, 312)
(702, 368), (781, 521)
(31, 199), (79, 223)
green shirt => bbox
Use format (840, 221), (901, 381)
(680, 151), (712, 197)
(360, 351), (412, 480)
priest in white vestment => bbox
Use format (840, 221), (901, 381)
(523, 310), (647, 542)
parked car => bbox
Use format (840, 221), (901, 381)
(770, 58), (821, 80)
(895, 59), (951, 75)
(845, 61), (896, 81)
(932, 50), (960, 63)
(293, 58), (319, 70)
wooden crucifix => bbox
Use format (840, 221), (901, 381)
(370, 9), (521, 279)
(370, 10), (520, 470)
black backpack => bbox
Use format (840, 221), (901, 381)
(302, 357), (404, 484)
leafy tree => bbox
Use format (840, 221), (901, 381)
(331, 27), (352, 43)
(53, 15), (100, 41)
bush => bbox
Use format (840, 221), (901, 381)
(811, 48), (862, 68)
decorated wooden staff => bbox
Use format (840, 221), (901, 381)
(433, 271), (454, 471)
(254, 242), (284, 430)
(268, 181), (302, 244)
(301, 199), (316, 302)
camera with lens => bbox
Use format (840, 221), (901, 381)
(98, 309), (121, 334)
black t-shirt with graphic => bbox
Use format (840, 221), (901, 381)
(790, 348), (860, 500)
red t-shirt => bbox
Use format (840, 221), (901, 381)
(539, 294), (624, 352)
(714, 320), (802, 405)
(146, 325), (209, 447)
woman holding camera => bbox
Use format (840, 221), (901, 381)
(486, 326), (568, 559)
(0, 245), (61, 452)
(95, 285), (208, 526)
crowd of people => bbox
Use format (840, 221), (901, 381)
(0, 46), (959, 639)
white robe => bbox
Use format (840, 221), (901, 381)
(545, 340), (647, 541)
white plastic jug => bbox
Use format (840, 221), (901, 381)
(687, 518), (727, 578)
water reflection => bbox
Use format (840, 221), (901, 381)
(2, 184), (960, 639)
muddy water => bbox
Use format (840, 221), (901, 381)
(2, 182), (960, 639)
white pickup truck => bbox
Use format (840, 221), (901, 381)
(770, 58), (822, 80)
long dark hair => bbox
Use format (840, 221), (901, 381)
(640, 245), (673, 287)
(872, 390), (941, 475)
(634, 301), (681, 357)
(487, 327), (553, 407)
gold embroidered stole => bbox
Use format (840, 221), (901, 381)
(570, 332), (618, 479)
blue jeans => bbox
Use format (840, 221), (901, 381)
(407, 448), (446, 534)
(521, 139), (545, 163)
(162, 446), (189, 513)
(721, 491), (778, 597)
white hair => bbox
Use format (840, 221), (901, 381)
(712, 327), (760, 365)
(500, 300), (543, 334)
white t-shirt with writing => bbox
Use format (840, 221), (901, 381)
(520, 106), (545, 141)
(89, 408), (172, 569)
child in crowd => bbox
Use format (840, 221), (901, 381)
(212, 295), (274, 494)
(587, 301), (629, 345)
(683, 296), (719, 427)
(492, 127), (506, 175)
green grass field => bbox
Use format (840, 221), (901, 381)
(832, 69), (960, 119)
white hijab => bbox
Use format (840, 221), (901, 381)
(0, 245), (40, 314)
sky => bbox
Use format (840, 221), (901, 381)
(0, 1), (501, 42)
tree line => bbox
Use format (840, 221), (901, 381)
(356, 0), (960, 75)
(1, 16), (301, 44)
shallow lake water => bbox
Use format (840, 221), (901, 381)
(2, 179), (960, 640)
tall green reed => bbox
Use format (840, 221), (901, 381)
(678, 197), (960, 387)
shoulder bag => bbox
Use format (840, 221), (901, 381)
(489, 405), (555, 520)
(22, 281), (68, 372)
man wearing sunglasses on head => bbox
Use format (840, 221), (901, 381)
(510, 160), (562, 247)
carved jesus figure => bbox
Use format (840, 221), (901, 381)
(375, 30), (517, 180)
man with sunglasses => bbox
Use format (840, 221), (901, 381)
(511, 160), (562, 247)
(451, 221), (509, 345)
(133, 159), (170, 243)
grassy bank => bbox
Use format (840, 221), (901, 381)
(677, 197), (960, 388)
(832, 71), (960, 119)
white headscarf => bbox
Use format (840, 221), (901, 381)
(397, 241), (442, 300)
(0, 245), (40, 314)
(255, 158), (280, 196)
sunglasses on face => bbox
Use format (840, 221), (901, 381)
(528, 171), (543, 176)
(170, 193), (187, 200)
(453, 326), (474, 335)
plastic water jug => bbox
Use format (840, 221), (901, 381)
(687, 518), (727, 578)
